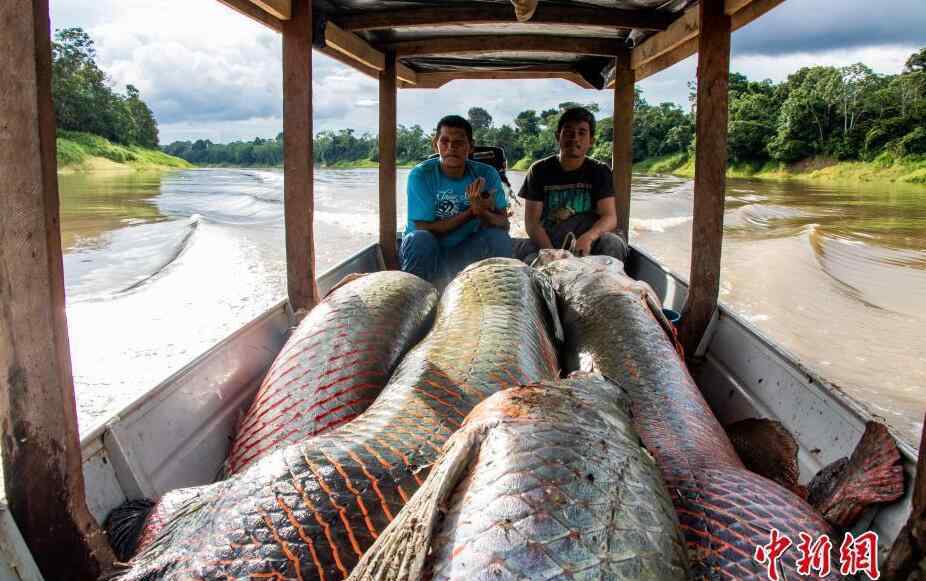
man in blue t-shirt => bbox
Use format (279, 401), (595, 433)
(401, 115), (512, 285)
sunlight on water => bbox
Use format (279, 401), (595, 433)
(58, 168), (925, 446)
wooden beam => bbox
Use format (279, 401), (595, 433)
(622, 0), (785, 84)
(387, 35), (623, 58)
(0, 1), (116, 579)
(325, 20), (385, 71)
(883, 413), (926, 578)
(678, 0), (731, 354)
(635, 36), (697, 82)
(730, 0), (786, 29)
(379, 51), (399, 270)
(612, 51), (634, 240)
(216, 0), (283, 31)
(282, 0), (319, 313)
(337, 4), (672, 32)
(251, 0), (290, 20)
(410, 69), (593, 89)
(631, 7), (698, 71)
(322, 21), (417, 85)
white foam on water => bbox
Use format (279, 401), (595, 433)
(630, 215), (692, 233)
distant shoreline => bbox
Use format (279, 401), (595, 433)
(57, 131), (926, 187)
(634, 152), (926, 185)
(56, 131), (191, 173)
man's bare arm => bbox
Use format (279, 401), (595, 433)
(524, 200), (554, 249)
(574, 197), (619, 255)
(477, 206), (510, 230)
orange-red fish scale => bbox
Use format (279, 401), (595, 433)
(226, 272), (438, 474)
(549, 264), (838, 580)
(115, 260), (559, 581)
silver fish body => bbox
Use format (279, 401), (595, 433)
(349, 375), (689, 581)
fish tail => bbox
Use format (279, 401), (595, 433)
(348, 430), (481, 581)
(106, 485), (217, 580)
(104, 498), (156, 562)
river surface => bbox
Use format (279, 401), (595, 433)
(58, 168), (926, 447)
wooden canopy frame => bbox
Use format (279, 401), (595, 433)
(2, 0), (795, 578)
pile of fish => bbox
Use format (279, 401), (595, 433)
(539, 254), (838, 579)
(108, 253), (901, 581)
(225, 271), (440, 475)
(111, 259), (561, 580)
(349, 374), (689, 580)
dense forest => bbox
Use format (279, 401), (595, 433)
(165, 47), (926, 170)
(52, 27), (160, 148)
(164, 46), (925, 170)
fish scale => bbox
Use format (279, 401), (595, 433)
(225, 271), (439, 475)
(542, 257), (838, 580)
(347, 376), (688, 581)
(114, 258), (560, 581)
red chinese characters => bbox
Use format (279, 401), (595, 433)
(840, 531), (880, 579)
(754, 528), (793, 581)
(754, 529), (880, 579)
(796, 532), (833, 576)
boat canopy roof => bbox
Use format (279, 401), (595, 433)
(219, 0), (782, 89)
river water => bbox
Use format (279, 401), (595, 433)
(58, 168), (926, 447)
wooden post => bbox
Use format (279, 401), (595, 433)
(612, 50), (634, 241)
(282, 0), (319, 312)
(379, 50), (399, 269)
(678, 0), (731, 354)
(883, 413), (926, 578)
(0, 1), (115, 578)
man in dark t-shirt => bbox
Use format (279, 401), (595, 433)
(513, 107), (628, 263)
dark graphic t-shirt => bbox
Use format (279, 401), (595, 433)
(517, 156), (614, 230)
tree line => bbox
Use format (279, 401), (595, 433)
(163, 47), (926, 169)
(52, 28), (160, 148)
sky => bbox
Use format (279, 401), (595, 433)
(49, 0), (926, 144)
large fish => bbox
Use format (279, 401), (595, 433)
(226, 271), (440, 475)
(348, 374), (689, 581)
(113, 258), (561, 581)
(541, 254), (837, 580)
(107, 271), (440, 562)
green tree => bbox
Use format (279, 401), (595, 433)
(52, 27), (160, 147)
(467, 107), (493, 131)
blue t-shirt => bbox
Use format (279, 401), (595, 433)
(404, 158), (508, 249)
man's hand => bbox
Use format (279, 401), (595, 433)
(466, 177), (491, 216)
(575, 232), (596, 256)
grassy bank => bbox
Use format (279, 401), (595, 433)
(57, 131), (192, 173)
(633, 152), (926, 185)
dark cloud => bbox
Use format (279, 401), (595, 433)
(49, 0), (924, 142)
(732, 0), (925, 56)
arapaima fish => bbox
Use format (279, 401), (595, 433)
(349, 374), (689, 581)
(226, 270), (440, 475)
(108, 271), (439, 561)
(112, 258), (560, 581)
(542, 254), (838, 580)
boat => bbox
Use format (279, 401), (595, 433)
(1, 0), (922, 579)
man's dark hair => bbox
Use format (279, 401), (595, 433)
(556, 107), (596, 138)
(435, 115), (474, 144)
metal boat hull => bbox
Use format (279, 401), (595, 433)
(0, 242), (915, 580)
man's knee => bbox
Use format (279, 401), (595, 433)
(481, 228), (513, 258)
(401, 230), (441, 282)
(594, 232), (629, 261)
(402, 230), (439, 256)
(512, 237), (539, 262)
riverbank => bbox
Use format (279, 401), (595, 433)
(634, 152), (926, 185)
(56, 131), (192, 173)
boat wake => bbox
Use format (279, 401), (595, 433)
(65, 214), (202, 302)
(807, 224), (926, 315)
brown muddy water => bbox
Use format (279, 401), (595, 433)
(58, 168), (925, 447)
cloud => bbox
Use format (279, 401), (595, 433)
(49, 0), (925, 142)
(732, 0), (926, 57)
